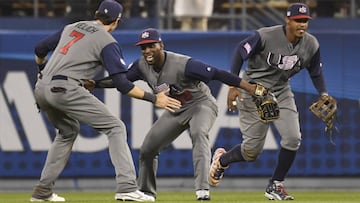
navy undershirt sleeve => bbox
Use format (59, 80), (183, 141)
(231, 31), (261, 75)
(34, 30), (62, 57)
(307, 48), (327, 94)
(101, 43), (134, 94)
(184, 59), (215, 83)
(126, 60), (145, 82)
(185, 59), (241, 87)
(110, 73), (135, 94)
(95, 60), (144, 88)
(101, 42), (127, 75)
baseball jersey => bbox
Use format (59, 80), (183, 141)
(37, 20), (127, 80)
(232, 25), (325, 94)
(127, 51), (216, 111)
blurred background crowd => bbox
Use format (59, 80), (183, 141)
(0, 0), (359, 31)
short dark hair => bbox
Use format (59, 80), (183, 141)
(94, 12), (117, 25)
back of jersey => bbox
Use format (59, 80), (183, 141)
(43, 20), (117, 80)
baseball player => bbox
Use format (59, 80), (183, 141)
(30, 0), (180, 202)
(209, 3), (332, 200)
(88, 28), (262, 200)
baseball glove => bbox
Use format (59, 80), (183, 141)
(252, 83), (280, 122)
(309, 94), (338, 133)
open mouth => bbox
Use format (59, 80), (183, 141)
(146, 55), (154, 63)
(297, 29), (306, 34)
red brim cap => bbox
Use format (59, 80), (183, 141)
(135, 39), (160, 46)
(289, 15), (312, 20)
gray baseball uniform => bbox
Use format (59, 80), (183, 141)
(131, 51), (218, 196)
(93, 27), (253, 200)
(237, 25), (322, 158)
(213, 3), (328, 200)
(94, 36), (251, 199)
(32, 20), (138, 198)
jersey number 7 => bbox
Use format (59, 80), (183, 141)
(60, 30), (85, 55)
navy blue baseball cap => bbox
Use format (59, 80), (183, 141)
(286, 3), (311, 19)
(135, 28), (162, 46)
(97, 0), (123, 20)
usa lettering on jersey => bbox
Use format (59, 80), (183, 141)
(266, 52), (300, 70)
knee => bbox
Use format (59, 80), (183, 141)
(104, 122), (127, 138)
(281, 136), (301, 151)
(139, 146), (158, 160)
(190, 131), (210, 145)
(242, 148), (262, 161)
(113, 121), (126, 135)
(58, 125), (80, 140)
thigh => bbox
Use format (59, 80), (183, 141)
(141, 111), (187, 155)
(238, 98), (269, 151)
(273, 96), (301, 150)
(36, 82), (80, 138)
(188, 101), (217, 139)
(45, 82), (122, 129)
(46, 106), (80, 139)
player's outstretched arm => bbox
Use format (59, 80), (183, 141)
(86, 73), (181, 112)
(127, 86), (181, 112)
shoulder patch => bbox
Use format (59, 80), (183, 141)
(243, 42), (252, 54)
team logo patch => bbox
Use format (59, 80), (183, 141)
(141, 31), (150, 39)
(243, 42), (252, 54)
(299, 6), (307, 14)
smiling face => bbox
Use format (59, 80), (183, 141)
(285, 17), (309, 43)
(140, 42), (165, 68)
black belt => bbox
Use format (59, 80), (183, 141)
(51, 75), (68, 80)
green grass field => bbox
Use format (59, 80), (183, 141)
(1, 191), (359, 203)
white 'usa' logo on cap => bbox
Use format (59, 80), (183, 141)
(299, 6), (307, 13)
(141, 31), (150, 39)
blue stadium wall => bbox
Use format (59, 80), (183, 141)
(0, 30), (359, 178)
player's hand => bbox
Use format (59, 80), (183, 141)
(83, 79), (96, 91)
(227, 87), (242, 112)
(155, 89), (182, 112)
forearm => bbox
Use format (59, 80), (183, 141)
(212, 69), (256, 95)
(238, 80), (256, 95)
(127, 86), (156, 103)
(212, 69), (241, 87)
(311, 73), (327, 95)
(95, 76), (115, 88)
(109, 73), (134, 93)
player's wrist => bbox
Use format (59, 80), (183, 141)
(93, 80), (101, 88)
(37, 63), (46, 72)
(320, 92), (328, 96)
(143, 92), (157, 103)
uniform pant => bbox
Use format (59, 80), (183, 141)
(138, 99), (217, 197)
(32, 77), (138, 198)
(237, 86), (301, 161)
